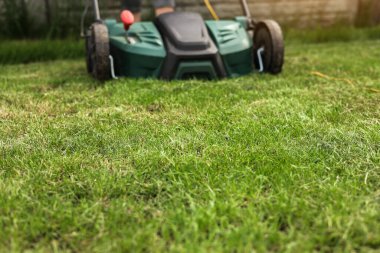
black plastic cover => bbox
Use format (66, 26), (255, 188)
(155, 12), (210, 50)
(155, 12), (227, 80)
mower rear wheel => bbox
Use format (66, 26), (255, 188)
(85, 31), (93, 74)
(253, 20), (284, 74)
(87, 23), (111, 81)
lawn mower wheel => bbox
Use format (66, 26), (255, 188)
(86, 23), (111, 81)
(253, 20), (284, 74)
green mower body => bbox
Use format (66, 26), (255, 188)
(104, 16), (253, 79)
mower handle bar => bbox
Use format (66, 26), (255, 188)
(93, 0), (101, 21)
(91, 0), (255, 28)
(240, 0), (251, 20)
(240, 0), (256, 29)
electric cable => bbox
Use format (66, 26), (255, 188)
(204, 0), (219, 20)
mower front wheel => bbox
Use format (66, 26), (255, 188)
(86, 23), (111, 81)
(253, 20), (284, 74)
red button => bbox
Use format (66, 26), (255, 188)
(121, 10), (134, 30)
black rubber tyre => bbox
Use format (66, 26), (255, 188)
(253, 20), (284, 74)
(85, 31), (93, 74)
(87, 23), (111, 81)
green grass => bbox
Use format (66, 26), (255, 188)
(0, 39), (379, 252)
(284, 25), (380, 43)
(0, 40), (83, 65)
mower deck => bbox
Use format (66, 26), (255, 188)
(105, 13), (253, 80)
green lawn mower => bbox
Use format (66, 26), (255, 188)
(83, 0), (284, 81)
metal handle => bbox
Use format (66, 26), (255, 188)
(93, 0), (101, 21)
(240, 0), (256, 29)
(240, 0), (251, 20)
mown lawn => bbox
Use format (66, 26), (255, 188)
(0, 39), (379, 252)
